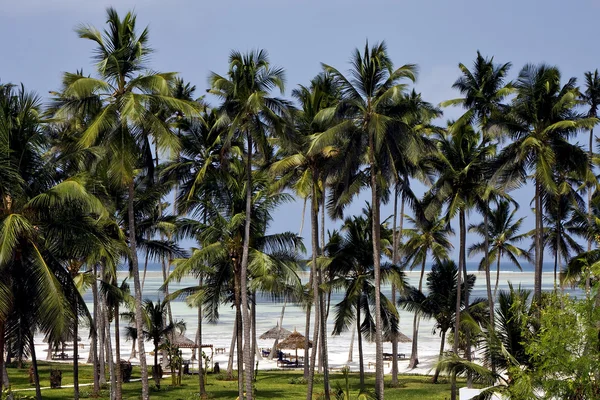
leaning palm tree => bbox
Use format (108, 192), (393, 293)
(312, 41), (419, 399)
(468, 199), (532, 297)
(55, 9), (198, 397)
(326, 205), (406, 389)
(209, 50), (288, 400)
(496, 64), (595, 303)
(400, 202), (453, 368)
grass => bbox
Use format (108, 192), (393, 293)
(5, 362), (462, 399)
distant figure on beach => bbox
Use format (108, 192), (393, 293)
(277, 350), (283, 361)
(213, 362), (220, 374)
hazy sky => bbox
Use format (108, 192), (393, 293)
(1, 0), (598, 260)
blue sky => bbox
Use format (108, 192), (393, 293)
(1, 0), (598, 260)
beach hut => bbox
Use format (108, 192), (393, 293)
(276, 330), (312, 367)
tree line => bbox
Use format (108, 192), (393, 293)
(1, 7), (599, 400)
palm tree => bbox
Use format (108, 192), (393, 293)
(437, 284), (535, 399)
(141, 299), (185, 389)
(539, 183), (584, 287)
(57, 9), (199, 397)
(496, 64), (595, 303)
(442, 51), (513, 332)
(427, 123), (495, 392)
(168, 164), (302, 397)
(312, 41), (419, 398)
(326, 204), (406, 389)
(400, 202), (453, 368)
(581, 70), (600, 291)
(388, 89), (439, 384)
(271, 72), (340, 397)
(468, 199), (532, 297)
(209, 50), (287, 400)
(399, 260), (479, 383)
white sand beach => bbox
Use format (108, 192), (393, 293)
(35, 270), (568, 377)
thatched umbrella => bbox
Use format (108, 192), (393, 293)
(276, 330), (312, 366)
(388, 331), (411, 343)
(260, 325), (292, 340)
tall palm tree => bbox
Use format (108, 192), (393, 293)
(496, 64), (595, 303)
(326, 205), (406, 389)
(427, 122), (495, 396)
(168, 164), (302, 398)
(581, 70), (600, 291)
(271, 73), (340, 398)
(209, 50), (287, 400)
(57, 9), (198, 397)
(468, 199), (532, 297)
(312, 41), (419, 398)
(400, 202), (453, 368)
(442, 51), (513, 331)
(388, 90), (439, 384)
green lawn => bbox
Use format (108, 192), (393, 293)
(6, 362), (460, 399)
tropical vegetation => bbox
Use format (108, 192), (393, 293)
(2, 7), (600, 400)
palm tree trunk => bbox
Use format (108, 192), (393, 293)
(483, 203), (495, 377)
(240, 132), (254, 400)
(484, 203), (494, 329)
(0, 321), (4, 394)
(368, 136), (385, 400)
(319, 275), (330, 398)
(534, 180), (543, 303)
(588, 127), (594, 293)
(106, 311), (116, 398)
(115, 302), (122, 400)
(91, 265), (100, 395)
(494, 251), (502, 298)
(409, 256), (427, 368)
(227, 319), (236, 379)
(299, 197), (307, 236)
(128, 180), (150, 399)
(460, 210), (472, 387)
(29, 335), (41, 400)
(233, 265), (244, 399)
(432, 330), (446, 383)
(252, 291), (258, 369)
(357, 297), (364, 390)
(269, 301), (287, 360)
(306, 174), (321, 400)
(73, 297), (80, 400)
(98, 277), (106, 385)
(318, 195), (326, 375)
(303, 296), (311, 380)
(153, 341), (159, 388)
(391, 185), (400, 384)
(347, 328), (355, 363)
(198, 290), (206, 396)
(451, 210), (465, 400)
(141, 250), (150, 291)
